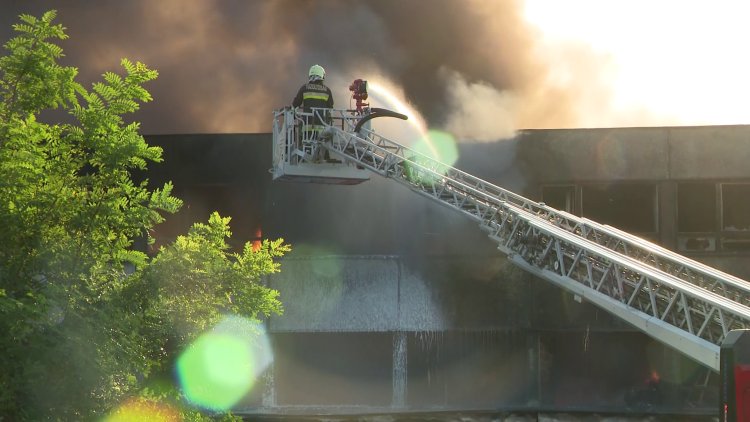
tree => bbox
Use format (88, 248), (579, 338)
(0, 10), (289, 420)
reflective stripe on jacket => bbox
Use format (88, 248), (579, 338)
(293, 82), (334, 111)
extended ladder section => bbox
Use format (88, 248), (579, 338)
(272, 108), (750, 372)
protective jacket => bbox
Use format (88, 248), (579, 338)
(293, 81), (334, 133)
(292, 81), (334, 111)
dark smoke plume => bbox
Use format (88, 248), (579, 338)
(1, 0), (613, 137)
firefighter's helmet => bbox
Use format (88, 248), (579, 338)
(308, 64), (325, 81)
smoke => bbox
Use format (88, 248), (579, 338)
(1, 0), (617, 137)
(441, 69), (519, 141)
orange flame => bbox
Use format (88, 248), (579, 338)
(252, 226), (262, 252)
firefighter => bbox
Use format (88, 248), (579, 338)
(292, 64), (334, 141)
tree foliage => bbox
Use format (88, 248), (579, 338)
(0, 10), (289, 420)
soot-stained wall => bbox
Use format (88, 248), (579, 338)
(144, 134), (271, 251)
(143, 132), (725, 415)
(268, 256), (529, 332)
(146, 134), (497, 256)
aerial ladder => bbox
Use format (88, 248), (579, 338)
(272, 80), (750, 418)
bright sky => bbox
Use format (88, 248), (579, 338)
(523, 0), (750, 126)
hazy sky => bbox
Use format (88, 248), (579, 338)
(2, 0), (750, 138)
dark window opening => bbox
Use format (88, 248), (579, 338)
(581, 184), (657, 233)
(677, 183), (716, 233)
(722, 184), (750, 232)
(542, 185), (576, 213)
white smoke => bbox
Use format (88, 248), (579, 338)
(440, 69), (519, 142)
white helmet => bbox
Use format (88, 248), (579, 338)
(308, 64), (325, 81)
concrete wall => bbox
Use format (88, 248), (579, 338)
(513, 125), (750, 183)
(268, 255), (530, 333)
(516, 127), (671, 182)
(668, 125), (750, 180)
(469, 126), (750, 278)
(143, 129), (741, 416)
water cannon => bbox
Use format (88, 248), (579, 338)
(347, 78), (407, 132)
(349, 79), (369, 114)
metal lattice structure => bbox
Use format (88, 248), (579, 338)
(272, 108), (750, 371)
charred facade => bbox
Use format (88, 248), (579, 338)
(144, 125), (750, 417)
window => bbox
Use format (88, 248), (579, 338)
(581, 184), (657, 234)
(677, 183), (716, 233)
(721, 183), (750, 252)
(541, 185), (576, 213)
(676, 183), (717, 252)
(722, 183), (750, 232)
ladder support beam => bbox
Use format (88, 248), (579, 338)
(271, 107), (750, 371)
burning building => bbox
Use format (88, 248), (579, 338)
(144, 123), (750, 419)
(3, 1), (750, 419)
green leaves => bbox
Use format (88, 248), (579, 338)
(0, 10), (81, 129)
(145, 212), (288, 345)
(0, 10), (290, 420)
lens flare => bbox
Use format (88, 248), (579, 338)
(292, 244), (344, 279)
(105, 398), (180, 422)
(404, 130), (459, 184)
(413, 130), (458, 167)
(285, 244), (346, 319)
(175, 316), (272, 412)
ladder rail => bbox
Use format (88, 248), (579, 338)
(501, 207), (750, 370)
(309, 116), (750, 369)
(519, 208), (750, 322)
(321, 121), (749, 323)
(313, 109), (750, 305)
(578, 216), (750, 303)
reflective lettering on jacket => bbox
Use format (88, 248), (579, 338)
(293, 82), (334, 111)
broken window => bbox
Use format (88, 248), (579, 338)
(677, 183), (716, 233)
(581, 184), (657, 234)
(542, 185), (576, 213)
